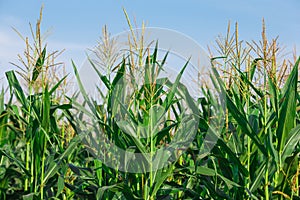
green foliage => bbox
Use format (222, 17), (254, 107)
(0, 9), (299, 200)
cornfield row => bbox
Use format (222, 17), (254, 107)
(0, 8), (299, 200)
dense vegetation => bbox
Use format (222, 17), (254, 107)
(0, 9), (299, 200)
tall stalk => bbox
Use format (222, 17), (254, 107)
(262, 20), (270, 200)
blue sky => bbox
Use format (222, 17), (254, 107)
(0, 0), (299, 79)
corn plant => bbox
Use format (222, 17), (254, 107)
(0, 7), (299, 200)
(203, 22), (300, 199)
(0, 8), (81, 200)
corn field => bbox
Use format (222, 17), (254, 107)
(0, 8), (299, 200)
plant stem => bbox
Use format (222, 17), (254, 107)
(149, 98), (154, 200)
(265, 160), (269, 200)
(262, 23), (270, 199)
(25, 141), (30, 191)
(41, 138), (47, 199)
(246, 59), (251, 192)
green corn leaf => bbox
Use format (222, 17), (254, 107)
(112, 59), (126, 89)
(56, 175), (65, 197)
(268, 75), (279, 116)
(0, 88), (4, 112)
(281, 125), (300, 163)
(145, 42), (158, 85)
(100, 75), (111, 90)
(22, 193), (39, 200)
(233, 63), (264, 98)
(42, 85), (50, 131)
(195, 166), (240, 187)
(49, 75), (68, 95)
(211, 66), (267, 156)
(0, 149), (31, 177)
(117, 120), (148, 155)
(42, 134), (84, 185)
(195, 166), (216, 176)
(216, 139), (249, 176)
(249, 58), (263, 82)
(158, 51), (169, 75)
(96, 182), (138, 200)
(32, 46), (46, 82)
(50, 104), (72, 115)
(151, 164), (174, 197)
(88, 57), (112, 90)
(163, 59), (189, 110)
(277, 57), (299, 153)
(267, 128), (279, 168)
(250, 162), (266, 192)
(0, 89), (8, 145)
(226, 93), (267, 156)
(154, 123), (178, 145)
(68, 163), (81, 176)
(72, 60), (96, 115)
(6, 70), (28, 108)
